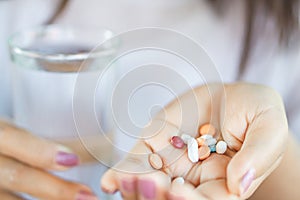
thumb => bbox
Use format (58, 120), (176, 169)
(225, 108), (288, 199)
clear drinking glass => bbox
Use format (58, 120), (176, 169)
(8, 25), (117, 199)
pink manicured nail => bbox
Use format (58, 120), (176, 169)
(138, 179), (156, 199)
(76, 191), (98, 200)
(56, 151), (79, 167)
(121, 179), (135, 193)
(240, 168), (256, 195)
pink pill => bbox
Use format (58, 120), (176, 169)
(170, 136), (185, 149)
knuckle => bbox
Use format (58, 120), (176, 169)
(6, 163), (27, 188)
(0, 125), (10, 151)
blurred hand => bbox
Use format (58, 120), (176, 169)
(0, 120), (97, 200)
(101, 83), (288, 200)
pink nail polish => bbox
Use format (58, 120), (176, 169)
(56, 151), (79, 167)
(76, 191), (98, 200)
(138, 179), (156, 199)
(241, 168), (256, 195)
(121, 179), (135, 193)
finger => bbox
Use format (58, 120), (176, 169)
(119, 175), (137, 200)
(136, 171), (171, 200)
(101, 141), (153, 194)
(226, 108), (287, 198)
(142, 120), (194, 177)
(101, 113), (205, 196)
(199, 154), (230, 184)
(102, 163), (171, 200)
(169, 179), (239, 200)
(0, 156), (97, 200)
(101, 139), (172, 199)
(195, 179), (239, 200)
(101, 169), (119, 194)
(221, 86), (288, 198)
(0, 120), (79, 170)
(0, 190), (23, 200)
(172, 154), (231, 200)
(168, 179), (201, 200)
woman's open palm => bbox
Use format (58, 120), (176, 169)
(101, 83), (288, 200)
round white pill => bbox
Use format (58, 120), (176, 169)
(173, 177), (185, 185)
(216, 141), (227, 154)
(187, 138), (199, 163)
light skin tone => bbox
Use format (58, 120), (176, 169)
(101, 83), (300, 200)
(0, 83), (299, 199)
(0, 121), (98, 200)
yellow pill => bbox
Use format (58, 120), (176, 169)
(198, 145), (211, 160)
(196, 137), (205, 146)
(198, 123), (216, 136)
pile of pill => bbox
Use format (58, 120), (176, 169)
(173, 123), (228, 163)
(148, 123), (228, 170)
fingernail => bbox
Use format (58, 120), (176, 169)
(240, 168), (256, 195)
(138, 179), (156, 199)
(121, 179), (135, 193)
(76, 191), (98, 200)
(56, 151), (79, 167)
(101, 186), (117, 194)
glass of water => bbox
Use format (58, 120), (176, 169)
(8, 25), (118, 199)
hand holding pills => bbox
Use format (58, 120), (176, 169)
(101, 83), (288, 200)
(167, 124), (227, 164)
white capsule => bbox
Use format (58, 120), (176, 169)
(200, 134), (213, 140)
(204, 138), (217, 146)
(173, 177), (185, 185)
(181, 134), (192, 144)
(216, 141), (227, 154)
(187, 138), (199, 163)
